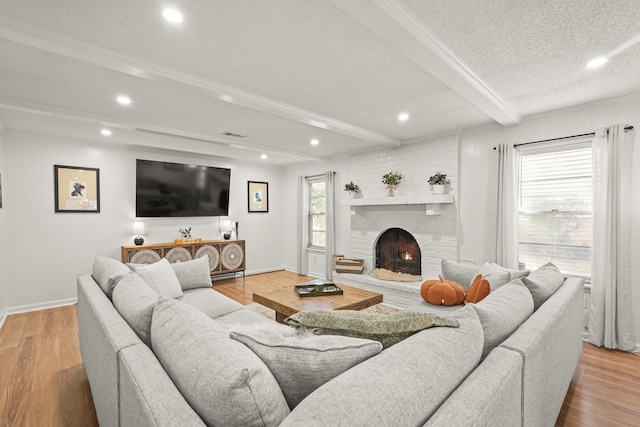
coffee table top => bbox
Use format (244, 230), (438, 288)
(252, 281), (383, 320)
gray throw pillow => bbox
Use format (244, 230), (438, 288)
(521, 262), (565, 310)
(477, 262), (512, 291)
(441, 259), (479, 289)
(470, 279), (534, 358)
(170, 255), (212, 291)
(285, 310), (459, 349)
(151, 297), (290, 426)
(134, 258), (183, 299)
(231, 328), (383, 409)
(92, 256), (132, 298)
(112, 272), (160, 346)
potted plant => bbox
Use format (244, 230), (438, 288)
(428, 172), (450, 194)
(343, 181), (360, 198)
(382, 171), (402, 196)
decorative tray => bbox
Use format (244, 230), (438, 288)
(295, 279), (343, 298)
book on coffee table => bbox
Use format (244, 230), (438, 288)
(295, 279), (343, 297)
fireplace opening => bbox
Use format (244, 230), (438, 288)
(375, 227), (421, 276)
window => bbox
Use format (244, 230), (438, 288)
(307, 177), (326, 249)
(517, 138), (592, 277)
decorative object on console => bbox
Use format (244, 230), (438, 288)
(381, 171), (402, 196)
(54, 164), (100, 212)
(132, 221), (146, 245)
(220, 219), (233, 240)
(248, 181), (269, 212)
(335, 257), (364, 274)
(343, 181), (360, 198)
(465, 274), (491, 303)
(428, 172), (450, 195)
(176, 227), (201, 244)
(420, 274), (465, 306)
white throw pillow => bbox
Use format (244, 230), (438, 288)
(134, 258), (183, 299)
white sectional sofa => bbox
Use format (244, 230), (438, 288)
(78, 256), (583, 426)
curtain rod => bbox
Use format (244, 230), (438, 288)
(499, 125), (635, 149)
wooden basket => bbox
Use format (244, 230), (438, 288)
(336, 258), (364, 274)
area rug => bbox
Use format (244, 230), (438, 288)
(245, 302), (400, 321)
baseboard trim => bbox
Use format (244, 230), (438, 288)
(0, 298), (78, 330)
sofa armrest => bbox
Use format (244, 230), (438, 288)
(499, 277), (584, 427)
(119, 344), (206, 427)
(77, 274), (141, 427)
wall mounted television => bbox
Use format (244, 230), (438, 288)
(136, 159), (230, 217)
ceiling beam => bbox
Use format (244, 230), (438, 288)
(330, 0), (521, 126)
(0, 15), (400, 147)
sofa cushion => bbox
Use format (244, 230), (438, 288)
(178, 288), (243, 319)
(489, 262), (530, 281)
(170, 255), (212, 291)
(285, 310), (459, 349)
(441, 259), (479, 290)
(134, 259), (183, 299)
(231, 328), (383, 409)
(112, 272), (160, 346)
(92, 256), (132, 298)
(477, 262), (511, 291)
(280, 305), (484, 427)
(151, 297), (290, 427)
(521, 262), (565, 310)
(470, 278), (534, 358)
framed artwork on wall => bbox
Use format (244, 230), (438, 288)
(248, 181), (268, 213)
(54, 165), (100, 213)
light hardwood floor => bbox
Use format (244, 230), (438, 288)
(0, 270), (638, 426)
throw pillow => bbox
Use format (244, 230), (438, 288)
(420, 275), (465, 306)
(151, 297), (290, 426)
(230, 329), (382, 409)
(170, 255), (212, 291)
(285, 310), (459, 349)
(92, 256), (132, 298)
(477, 262), (511, 291)
(441, 259), (480, 290)
(112, 272), (160, 346)
(134, 258), (183, 299)
(465, 274), (490, 304)
(488, 262), (530, 281)
(521, 262), (565, 310)
(470, 278), (534, 358)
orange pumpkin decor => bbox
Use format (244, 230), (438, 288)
(420, 275), (465, 306)
(465, 274), (490, 304)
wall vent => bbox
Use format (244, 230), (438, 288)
(222, 131), (247, 139)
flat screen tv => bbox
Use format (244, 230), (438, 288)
(136, 159), (230, 217)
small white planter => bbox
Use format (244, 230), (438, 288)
(432, 184), (445, 195)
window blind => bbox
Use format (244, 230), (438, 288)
(517, 139), (592, 277)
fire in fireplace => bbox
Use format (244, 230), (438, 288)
(375, 227), (421, 276)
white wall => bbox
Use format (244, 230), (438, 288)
(0, 126), (6, 320)
(1, 130), (285, 311)
(458, 94), (640, 348)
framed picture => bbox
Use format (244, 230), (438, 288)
(54, 165), (100, 213)
(248, 181), (268, 213)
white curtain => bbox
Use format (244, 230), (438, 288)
(297, 176), (308, 275)
(588, 124), (636, 351)
(496, 143), (519, 268)
(324, 171), (336, 280)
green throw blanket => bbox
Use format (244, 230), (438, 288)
(285, 310), (459, 349)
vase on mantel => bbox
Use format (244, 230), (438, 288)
(387, 185), (395, 197)
(348, 190), (357, 199)
(432, 184), (445, 195)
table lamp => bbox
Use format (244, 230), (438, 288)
(132, 221), (146, 245)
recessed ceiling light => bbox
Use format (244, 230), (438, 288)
(116, 95), (131, 105)
(260, 153), (268, 160)
(310, 139), (319, 146)
(162, 8), (183, 24)
(100, 129), (112, 136)
(587, 57), (608, 69)
(398, 112), (409, 122)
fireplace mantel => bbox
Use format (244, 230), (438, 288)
(340, 194), (454, 215)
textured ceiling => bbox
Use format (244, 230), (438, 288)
(0, 0), (639, 165)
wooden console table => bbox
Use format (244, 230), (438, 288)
(121, 239), (245, 279)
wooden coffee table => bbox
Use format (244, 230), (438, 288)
(252, 282), (383, 324)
